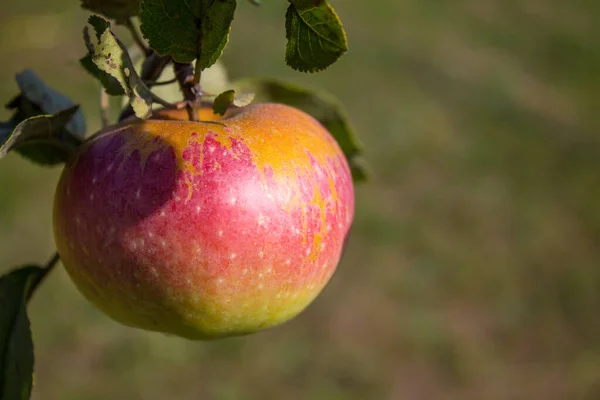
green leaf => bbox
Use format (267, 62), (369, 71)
(88, 16), (153, 118)
(0, 107), (82, 165)
(81, 0), (141, 24)
(213, 90), (236, 115)
(285, 1), (348, 72)
(0, 266), (45, 400)
(235, 78), (367, 182)
(212, 89), (255, 115)
(14, 70), (86, 139)
(140, 0), (236, 68)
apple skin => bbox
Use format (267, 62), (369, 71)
(53, 103), (354, 340)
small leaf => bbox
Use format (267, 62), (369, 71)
(140, 0), (236, 68)
(212, 89), (255, 115)
(14, 70), (86, 139)
(88, 17), (153, 118)
(81, 0), (141, 24)
(0, 266), (45, 400)
(232, 92), (255, 107)
(235, 78), (367, 182)
(285, 1), (348, 72)
(213, 90), (235, 115)
(0, 107), (82, 165)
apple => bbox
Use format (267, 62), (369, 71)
(53, 103), (354, 339)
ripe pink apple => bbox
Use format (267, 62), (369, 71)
(53, 103), (354, 339)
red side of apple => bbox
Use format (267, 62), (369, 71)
(53, 103), (354, 339)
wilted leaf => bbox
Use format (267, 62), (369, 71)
(88, 16), (153, 118)
(81, 0), (141, 23)
(140, 0), (236, 68)
(88, 14), (111, 37)
(212, 89), (255, 115)
(14, 70), (86, 138)
(0, 266), (45, 400)
(236, 78), (367, 182)
(0, 107), (82, 165)
(285, 1), (348, 72)
(80, 53), (126, 96)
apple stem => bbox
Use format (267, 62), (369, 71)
(174, 61), (202, 122)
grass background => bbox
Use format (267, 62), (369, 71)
(1, 0), (600, 398)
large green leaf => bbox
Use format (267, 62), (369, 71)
(140, 0), (236, 68)
(0, 266), (45, 400)
(285, 1), (348, 72)
(0, 107), (82, 165)
(87, 15), (154, 118)
(235, 78), (368, 182)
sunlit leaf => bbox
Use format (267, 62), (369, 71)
(80, 53), (126, 96)
(88, 16), (153, 118)
(212, 89), (255, 115)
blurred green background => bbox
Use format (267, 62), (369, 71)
(2, 0), (600, 399)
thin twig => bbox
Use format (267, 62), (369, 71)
(146, 77), (178, 87)
(119, 52), (171, 121)
(149, 92), (178, 109)
(27, 252), (60, 302)
(125, 18), (149, 56)
(100, 88), (109, 128)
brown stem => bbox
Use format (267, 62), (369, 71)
(146, 77), (178, 86)
(149, 92), (178, 109)
(119, 52), (171, 121)
(174, 62), (201, 121)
